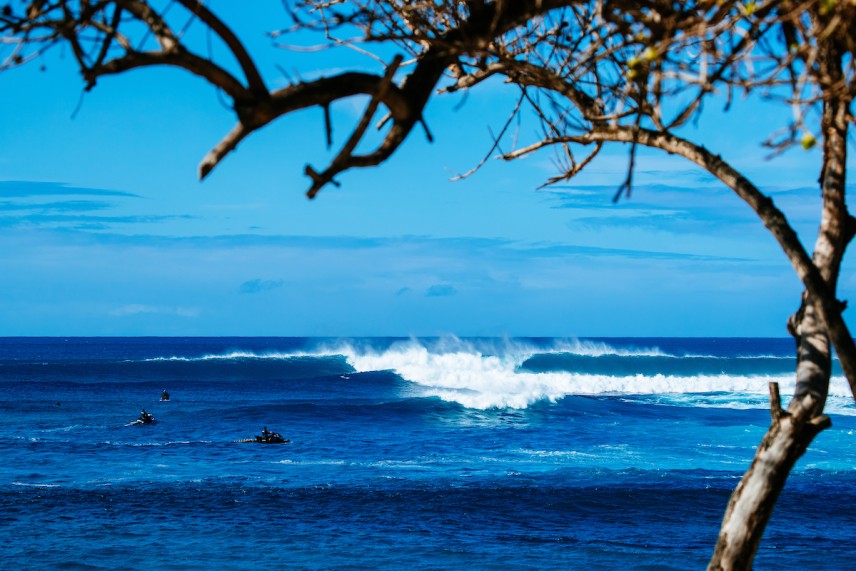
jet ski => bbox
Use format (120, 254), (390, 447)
(125, 409), (156, 426)
(255, 431), (289, 444)
(160, 390), (170, 402)
(235, 428), (290, 444)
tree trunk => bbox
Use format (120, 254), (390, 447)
(709, 37), (851, 570)
(707, 305), (831, 571)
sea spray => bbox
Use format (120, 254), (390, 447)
(322, 337), (850, 410)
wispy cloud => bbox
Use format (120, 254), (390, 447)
(110, 304), (199, 317)
(538, 180), (825, 242)
(239, 278), (285, 294)
(3, 225), (753, 264)
(426, 283), (458, 297)
(0, 180), (195, 233)
(0, 221), (802, 336)
(0, 213), (195, 229)
(521, 241), (751, 262)
(0, 200), (113, 213)
(0, 181), (142, 198)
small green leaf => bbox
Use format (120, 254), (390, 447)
(819, 0), (836, 15)
(801, 134), (816, 150)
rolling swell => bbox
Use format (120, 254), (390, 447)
(0, 354), (354, 384)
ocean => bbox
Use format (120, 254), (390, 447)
(1, 336), (854, 570)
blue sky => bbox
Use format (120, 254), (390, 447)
(1, 3), (854, 337)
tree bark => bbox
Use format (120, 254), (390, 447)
(709, 39), (851, 569)
(707, 317), (831, 570)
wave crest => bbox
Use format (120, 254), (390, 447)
(326, 337), (845, 410)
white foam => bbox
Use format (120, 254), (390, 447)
(11, 482), (60, 488)
(522, 338), (671, 358)
(516, 449), (598, 459)
(141, 351), (324, 362)
(327, 338), (851, 410)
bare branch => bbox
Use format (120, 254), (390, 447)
(174, 0), (268, 97)
(305, 54), (404, 197)
(451, 91), (525, 181)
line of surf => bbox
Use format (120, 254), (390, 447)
(323, 338), (849, 410)
(137, 337), (775, 363)
(139, 351), (337, 362)
(126, 338), (851, 412)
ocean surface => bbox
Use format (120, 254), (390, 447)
(1, 336), (855, 570)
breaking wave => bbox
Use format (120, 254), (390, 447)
(130, 337), (851, 412)
(325, 338), (850, 411)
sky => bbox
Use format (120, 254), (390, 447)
(1, 2), (854, 337)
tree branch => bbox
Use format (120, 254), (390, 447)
(198, 68), (414, 181)
(174, 0), (268, 98)
(305, 54), (404, 198)
(91, 49), (252, 103)
(554, 125), (856, 401)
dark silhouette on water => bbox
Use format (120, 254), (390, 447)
(125, 409), (156, 427)
(235, 427), (290, 445)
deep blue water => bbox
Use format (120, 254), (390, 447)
(1, 337), (855, 569)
